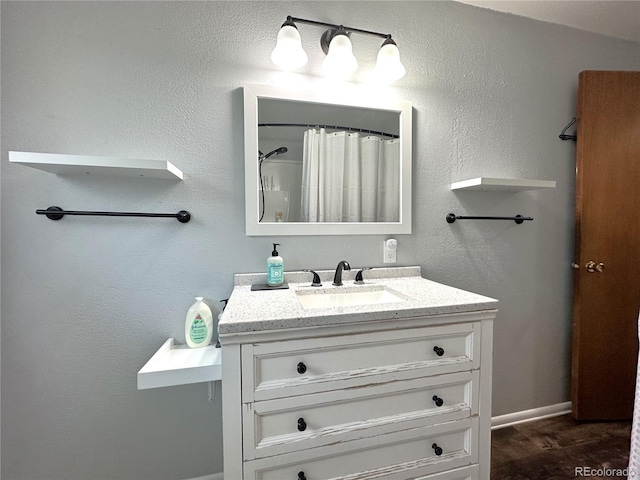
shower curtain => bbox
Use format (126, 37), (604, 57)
(629, 309), (640, 477)
(300, 128), (400, 223)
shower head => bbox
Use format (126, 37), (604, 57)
(258, 146), (288, 223)
(263, 146), (288, 159)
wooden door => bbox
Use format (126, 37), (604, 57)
(571, 71), (640, 420)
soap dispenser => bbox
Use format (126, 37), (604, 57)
(185, 297), (213, 348)
(267, 243), (284, 287)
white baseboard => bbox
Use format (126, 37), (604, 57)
(491, 401), (572, 430)
(185, 473), (223, 480)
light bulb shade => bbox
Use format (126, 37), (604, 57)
(374, 38), (406, 82)
(322, 31), (358, 77)
(271, 22), (308, 70)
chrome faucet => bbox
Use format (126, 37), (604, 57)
(332, 260), (351, 286)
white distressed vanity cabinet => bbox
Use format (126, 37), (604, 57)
(220, 267), (497, 480)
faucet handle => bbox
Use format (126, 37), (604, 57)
(302, 269), (322, 287)
(354, 267), (372, 284)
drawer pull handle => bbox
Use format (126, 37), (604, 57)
(433, 346), (445, 356)
(432, 443), (443, 456)
(432, 395), (444, 407)
(297, 418), (307, 431)
(298, 472), (306, 480)
(297, 362), (307, 374)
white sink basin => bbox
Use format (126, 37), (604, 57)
(296, 287), (407, 309)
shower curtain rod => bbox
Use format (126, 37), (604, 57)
(258, 123), (399, 139)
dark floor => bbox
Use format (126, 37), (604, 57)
(491, 414), (632, 479)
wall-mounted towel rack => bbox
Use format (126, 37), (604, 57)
(36, 206), (191, 223)
(446, 213), (533, 224)
(559, 117), (577, 141)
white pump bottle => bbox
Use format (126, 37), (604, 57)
(185, 297), (213, 348)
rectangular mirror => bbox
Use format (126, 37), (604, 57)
(244, 83), (412, 235)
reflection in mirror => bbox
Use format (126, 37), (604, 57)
(244, 83), (412, 236)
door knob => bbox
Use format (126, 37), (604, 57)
(571, 262), (580, 269)
(596, 262), (605, 272)
(585, 261), (596, 272)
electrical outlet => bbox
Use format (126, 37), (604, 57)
(383, 238), (397, 264)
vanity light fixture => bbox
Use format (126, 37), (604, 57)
(322, 28), (358, 77)
(271, 19), (308, 70)
(271, 16), (406, 82)
(373, 38), (406, 82)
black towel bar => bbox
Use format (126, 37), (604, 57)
(36, 206), (191, 223)
(446, 213), (533, 224)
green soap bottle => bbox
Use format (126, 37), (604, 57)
(267, 243), (284, 287)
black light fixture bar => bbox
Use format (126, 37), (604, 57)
(446, 213), (533, 224)
(287, 16), (391, 40)
(36, 206), (191, 223)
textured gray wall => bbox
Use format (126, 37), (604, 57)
(1, 2), (639, 479)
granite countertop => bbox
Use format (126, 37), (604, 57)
(218, 266), (498, 335)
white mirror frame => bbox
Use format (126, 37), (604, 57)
(244, 83), (412, 236)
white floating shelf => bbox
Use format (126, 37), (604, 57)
(451, 177), (556, 192)
(137, 338), (221, 390)
(9, 151), (183, 180)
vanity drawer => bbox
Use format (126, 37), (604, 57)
(415, 465), (479, 480)
(244, 371), (479, 460)
(242, 322), (480, 402)
(243, 417), (478, 480)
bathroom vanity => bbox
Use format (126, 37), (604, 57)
(219, 267), (497, 480)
